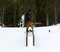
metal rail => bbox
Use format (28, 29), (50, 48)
(26, 32), (35, 47)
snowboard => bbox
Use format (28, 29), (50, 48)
(24, 30), (34, 33)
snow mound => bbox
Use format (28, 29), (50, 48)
(55, 23), (60, 26)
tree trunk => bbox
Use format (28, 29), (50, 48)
(1, 9), (2, 25)
(46, 13), (49, 26)
(14, 9), (16, 27)
(14, 2), (16, 27)
(1, 7), (4, 26)
(34, 0), (36, 22)
(46, 0), (49, 26)
(24, 0), (26, 14)
(31, 0), (35, 22)
(31, 11), (34, 22)
(24, 0), (26, 27)
(55, 5), (57, 25)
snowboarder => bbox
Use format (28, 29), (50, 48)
(25, 9), (33, 32)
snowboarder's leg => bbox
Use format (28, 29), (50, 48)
(29, 21), (33, 30)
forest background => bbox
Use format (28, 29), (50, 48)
(0, 0), (60, 27)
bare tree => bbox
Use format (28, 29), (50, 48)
(31, 0), (36, 22)
(46, 13), (49, 26)
(55, 5), (57, 25)
(46, 0), (49, 26)
(55, 0), (57, 25)
(34, 0), (36, 22)
(14, 1), (16, 27)
(24, 0), (26, 26)
(1, 7), (4, 26)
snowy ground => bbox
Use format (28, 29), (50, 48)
(0, 24), (60, 52)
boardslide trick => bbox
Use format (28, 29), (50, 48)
(24, 9), (35, 46)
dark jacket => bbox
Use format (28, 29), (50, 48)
(25, 10), (31, 24)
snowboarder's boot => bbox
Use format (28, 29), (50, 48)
(29, 30), (32, 32)
(26, 30), (29, 32)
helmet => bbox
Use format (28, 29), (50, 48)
(28, 9), (31, 13)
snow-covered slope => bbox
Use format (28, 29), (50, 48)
(0, 24), (60, 52)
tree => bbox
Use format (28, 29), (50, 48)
(4, 0), (21, 26)
(0, 0), (14, 26)
(55, 0), (60, 24)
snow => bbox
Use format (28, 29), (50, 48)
(0, 24), (60, 52)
